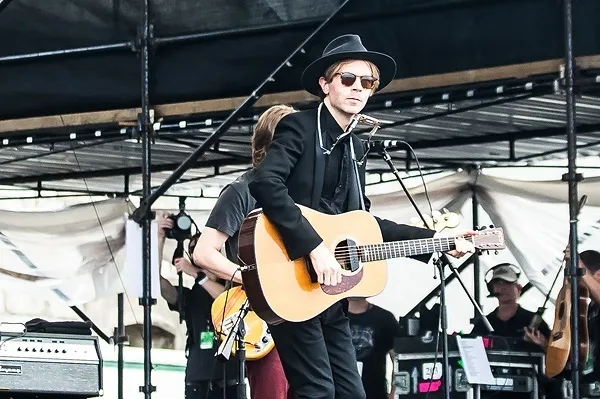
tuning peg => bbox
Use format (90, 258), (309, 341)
(495, 250), (499, 255)
(477, 249), (483, 256)
(489, 224), (494, 228)
(481, 226), (487, 230)
(486, 250), (490, 255)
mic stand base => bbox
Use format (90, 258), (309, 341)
(377, 148), (495, 399)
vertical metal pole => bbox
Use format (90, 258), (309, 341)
(472, 186), (481, 308)
(436, 259), (451, 399)
(139, 0), (155, 397)
(117, 293), (125, 399)
(563, 0), (580, 397)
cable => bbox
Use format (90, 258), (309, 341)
(392, 140), (434, 217)
(70, 145), (144, 342)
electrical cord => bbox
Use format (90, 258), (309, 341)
(70, 145), (144, 342)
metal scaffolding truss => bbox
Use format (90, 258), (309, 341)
(0, 0), (597, 398)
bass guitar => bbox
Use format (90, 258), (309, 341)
(211, 285), (275, 361)
(239, 204), (505, 324)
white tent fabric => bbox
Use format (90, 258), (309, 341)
(1, 170), (599, 340)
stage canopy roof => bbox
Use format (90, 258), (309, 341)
(0, 0), (599, 196)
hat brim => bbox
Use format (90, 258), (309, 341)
(490, 276), (518, 284)
(301, 51), (397, 97)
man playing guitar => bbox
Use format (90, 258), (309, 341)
(246, 34), (475, 399)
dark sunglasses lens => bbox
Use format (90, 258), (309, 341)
(340, 73), (357, 87)
(360, 77), (376, 89)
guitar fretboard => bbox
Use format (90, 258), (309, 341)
(358, 237), (457, 262)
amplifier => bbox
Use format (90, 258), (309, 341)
(0, 332), (102, 397)
(393, 335), (544, 399)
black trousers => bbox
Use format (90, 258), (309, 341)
(185, 382), (238, 399)
(269, 301), (366, 399)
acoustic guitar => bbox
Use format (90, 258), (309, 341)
(239, 204), (505, 325)
(211, 286), (275, 361)
(545, 195), (590, 378)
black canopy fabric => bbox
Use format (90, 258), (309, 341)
(1, 0), (599, 121)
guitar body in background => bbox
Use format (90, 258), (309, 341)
(211, 286), (275, 361)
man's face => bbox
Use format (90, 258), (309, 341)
(319, 60), (375, 116)
(491, 280), (521, 304)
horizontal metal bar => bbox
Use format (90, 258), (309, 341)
(0, 137), (126, 166)
(514, 139), (600, 162)
(408, 122), (600, 150)
(0, 157), (249, 185)
(0, 42), (134, 64)
(0, 128), (133, 147)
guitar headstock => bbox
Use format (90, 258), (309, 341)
(410, 209), (461, 233)
(468, 226), (506, 252)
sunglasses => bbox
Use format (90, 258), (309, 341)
(334, 72), (379, 90)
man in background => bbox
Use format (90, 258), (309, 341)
(471, 263), (550, 348)
(157, 211), (238, 399)
(348, 297), (399, 399)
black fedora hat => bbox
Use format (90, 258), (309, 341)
(301, 34), (397, 97)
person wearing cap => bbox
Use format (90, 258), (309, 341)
(471, 263), (550, 347)
(247, 34), (475, 399)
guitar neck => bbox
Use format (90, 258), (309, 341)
(359, 237), (458, 262)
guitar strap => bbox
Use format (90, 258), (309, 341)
(311, 125), (326, 210)
(348, 136), (366, 211)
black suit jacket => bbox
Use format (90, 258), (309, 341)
(248, 104), (435, 261)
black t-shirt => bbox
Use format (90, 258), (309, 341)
(348, 305), (399, 399)
(168, 285), (238, 383)
(471, 305), (551, 339)
(204, 170), (257, 265)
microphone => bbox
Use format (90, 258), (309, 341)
(367, 140), (408, 152)
(356, 114), (381, 127)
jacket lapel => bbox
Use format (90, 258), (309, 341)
(311, 126), (325, 209)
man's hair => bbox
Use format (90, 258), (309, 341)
(581, 250), (600, 273)
(318, 59), (381, 99)
(252, 104), (296, 167)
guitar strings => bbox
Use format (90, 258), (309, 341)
(326, 236), (478, 262)
(276, 232), (498, 264)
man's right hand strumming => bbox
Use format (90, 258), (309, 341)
(309, 243), (343, 286)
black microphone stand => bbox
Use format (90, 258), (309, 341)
(215, 298), (250, 399)
(377, 148), (494, 399)
(172, 240), (185, 323)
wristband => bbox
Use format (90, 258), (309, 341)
(195, 271), (208, 286)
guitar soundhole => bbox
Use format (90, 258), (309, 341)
(557, 302), (565, 320)
(334, 239), (360, 273)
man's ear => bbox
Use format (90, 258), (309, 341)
(319, 76), (329, 96)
